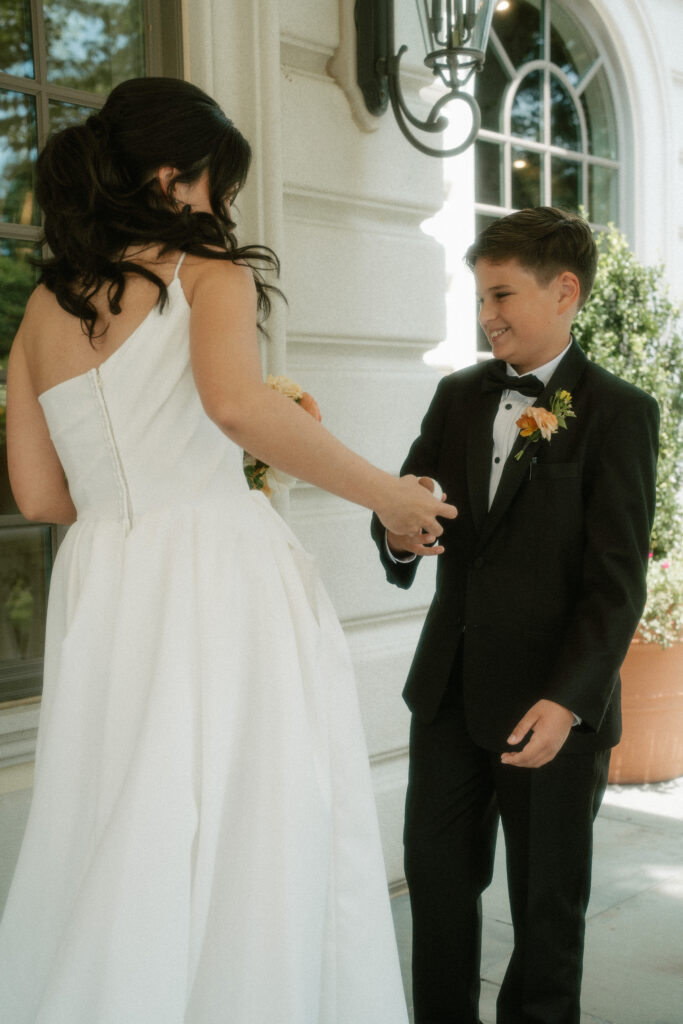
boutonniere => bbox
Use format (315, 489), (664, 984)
(514, 389), (575, 461)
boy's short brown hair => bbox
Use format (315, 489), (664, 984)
(465, 207), (597, 309)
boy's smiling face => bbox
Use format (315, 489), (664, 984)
(474, 258), (577, 374)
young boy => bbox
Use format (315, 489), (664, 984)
(372, 208), (659, 1024)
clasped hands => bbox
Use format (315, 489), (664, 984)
(386, 477), (453, 557)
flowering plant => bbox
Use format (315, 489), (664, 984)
(243, 374), (321, 497)
(637, 550), (683, 648)
(514, 389), (575, 461)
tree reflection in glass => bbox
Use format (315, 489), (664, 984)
(43, 0), (145, 94)
(551, 76), (582, 152)
(552, 156), (581, 211)
(492, 0), (542, 69)
(0, 0), (35, 79)
(0, 526), (52, 701)
(0, 90), (39, 228)
(512, 149), (542, 208)
(0, 240), (36, 366)
(511, 71), (542, 142)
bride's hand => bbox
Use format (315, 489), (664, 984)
(375, 474), (457, 540)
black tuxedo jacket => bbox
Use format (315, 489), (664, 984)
(372, 341), (659, 753)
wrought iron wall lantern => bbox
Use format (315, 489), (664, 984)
(355, 0), (498, 157)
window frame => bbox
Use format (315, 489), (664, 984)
(474, 0), (621, 231)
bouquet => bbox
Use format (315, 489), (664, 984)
(243, 375), (321, 497)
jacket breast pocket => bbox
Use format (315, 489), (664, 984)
(529, 461), (579, 481)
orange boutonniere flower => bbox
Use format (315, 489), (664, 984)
(514, 389), (575, 461)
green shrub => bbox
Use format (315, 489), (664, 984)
(573, 225), (683, 559)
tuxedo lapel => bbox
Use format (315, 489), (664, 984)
(477, 340), (588, 548)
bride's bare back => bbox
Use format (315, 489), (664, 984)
(21, 249), (198, 398)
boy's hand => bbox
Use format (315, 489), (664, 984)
(500, 699), (574, 768)
(386, 478), (450, 557)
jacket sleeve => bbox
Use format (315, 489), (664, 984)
(371, 375), (453, 590)
(546, 389), (660, 731)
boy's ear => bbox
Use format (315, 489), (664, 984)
(557, 271), (581, 312)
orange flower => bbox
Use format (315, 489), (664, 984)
(299, 392), (322, 422)
(517, 412), (539, 438)
(516, 405), (558, 441)
(514, 388), (575, 462)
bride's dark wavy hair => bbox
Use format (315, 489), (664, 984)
(35, 76), (280, 341)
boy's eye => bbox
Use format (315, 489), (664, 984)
(495, 292), (511, 300)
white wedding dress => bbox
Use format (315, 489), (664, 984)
(0, 256), (408, 1024)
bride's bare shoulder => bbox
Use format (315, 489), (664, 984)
(24, 283), (59, 314)
(179, 253), (255, 303)
(17, 285), (63, 338)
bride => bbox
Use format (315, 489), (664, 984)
(0, 76), (455, 1023)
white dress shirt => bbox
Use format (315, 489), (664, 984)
(487, 343), (570, 507)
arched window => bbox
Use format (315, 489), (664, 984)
(474, 0), (619, 237)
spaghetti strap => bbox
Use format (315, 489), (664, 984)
(172, 251), (187, 280)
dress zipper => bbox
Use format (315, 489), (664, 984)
(92, 368), (134, 532)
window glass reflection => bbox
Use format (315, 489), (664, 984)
(0, 240), (37, 370)
(551, 75), (582, 151)
(551, 156), (581, 210)
(48, 100), (98, 135)
(512, 148), (542, 208)
(0, 0), (35, 79)
(511, 71), (542, 142)
(43, 0), (145, 95)
(0, 90), (39, 227)
(582, 67), (618, 160)
(550, 6), (597, 86)
(475, 140), (503, 207)
(476, 46), (509, 133)
(589, 165), (618, 225)
(490, 0), (542, 69)
(0, 526), (53, 702)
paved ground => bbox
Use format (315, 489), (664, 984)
(3, 769), (682, 1022)
(391, 776), (683, 1024)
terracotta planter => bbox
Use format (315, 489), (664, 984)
(608, 639), (683, 784)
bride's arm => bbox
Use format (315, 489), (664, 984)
(6, 326), (77, 525)
(188, 260), (457, 539)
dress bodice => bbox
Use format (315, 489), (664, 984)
(38, 274), (247, 528)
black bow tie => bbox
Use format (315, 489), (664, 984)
(482, 361), (544, 398)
